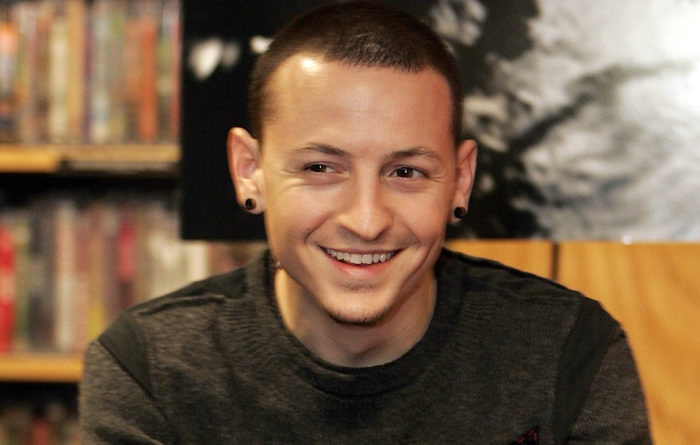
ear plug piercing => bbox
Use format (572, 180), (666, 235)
(453, 206), (467, 219)
(244, 198), (256, 210)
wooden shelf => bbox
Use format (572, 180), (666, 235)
(0, 143), (179, 174)
(0, 352), (83, 383)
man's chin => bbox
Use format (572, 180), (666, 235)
(325, 304), (393, 328)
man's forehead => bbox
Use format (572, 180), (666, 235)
(266, 52), (450, 101)
(260, 52), (455, 153)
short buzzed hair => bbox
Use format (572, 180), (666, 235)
(249, 1), (463, 145)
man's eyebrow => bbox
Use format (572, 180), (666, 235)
(292, 144), (442, 161)
(386, 147), (442, 162)
(293, 144), (349, 157)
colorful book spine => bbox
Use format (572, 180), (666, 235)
(7, 211), (31, 351)
(85, 202), (106, 342)
(34, 1), (53, 143)
(53, 200), (77, 352)
(0, 12), (18, 142)
(106, 1), (127, 142)
(29, 201), (55, 351)
(0, 216), (16, 352)
(101, 203), (120, 325)
(158, 0), (181, 142)
(123, 1), (141, 142)
(12, 2), (39, 143)
(87, 0), (111, 143)
(138, 0), (159, 143)
(117, 204), (136, 311)
(65, 0), (86, 143)
(72, 209), (90, 352)
(47, 1), (69, 143)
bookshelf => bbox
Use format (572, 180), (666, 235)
(1, 0), (182, 440)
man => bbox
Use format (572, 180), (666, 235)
(80, 2), (650, 443)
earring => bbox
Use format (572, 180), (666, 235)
(453, 206), (467, 219)
(244, 198), (256, 210)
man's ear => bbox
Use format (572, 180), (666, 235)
(227, 127), (265, 213)
(451, 139), (478, 222)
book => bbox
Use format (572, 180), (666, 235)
(52, 199), (77, 352)
(101, 202), (120, 325)
(137, 0), (159, 143)
(117, 203), (136, 311)
(65, 0), (86, 143)
(47, 1), (69, 143)
(0, 215), (16, 352)
(5, 210), (31, 351)
(158, 0), (181, 142)
(34, 1), (53, 143)
(28, 200), (55, 351)
(87, 0), (111, 144)
(12, 2), (39, 143)
(72, 208), (90, 352)
(84, 202), (107, 342)
(0, 14), (18, 142)
(104, 1), (128, 143)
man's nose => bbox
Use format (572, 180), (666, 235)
(336, 179), (392, 241)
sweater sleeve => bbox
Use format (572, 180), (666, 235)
(79, 341), (175, 444)
(567, 330), (651, 444)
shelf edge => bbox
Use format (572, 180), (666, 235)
(0, 353), (84, 383)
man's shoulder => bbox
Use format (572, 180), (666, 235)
(126, 266), (248, 319)
(97, 264), (252, 359)
(440, 247), (582, 304)
(92, 265), (254, 397)
(439, 247), (619, 338)
(439, 248), (627, 442)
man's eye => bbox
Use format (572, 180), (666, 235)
(307, 164), (331, 173)
(392, 167), (424, 178)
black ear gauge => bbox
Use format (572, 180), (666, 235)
(453, 206), (467, 219)
(244, 198), (256, 211)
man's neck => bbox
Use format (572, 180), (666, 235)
(274, 270), (436, 368)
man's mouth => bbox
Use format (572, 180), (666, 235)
(324, 248), (396, 265)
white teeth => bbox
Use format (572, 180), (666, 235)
(325, 248), (394, 265)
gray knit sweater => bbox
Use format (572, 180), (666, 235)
(80, 249), (650, 444)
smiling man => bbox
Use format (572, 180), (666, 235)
(229, 53), (475, 367)
(80, 2), (650, 443)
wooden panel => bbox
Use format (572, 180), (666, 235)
(0, 353), (83, 383)
(557, 242), (700, 445)
(445, 239), (554, 279)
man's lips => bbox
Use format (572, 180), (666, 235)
(323, 247), (397, 265)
